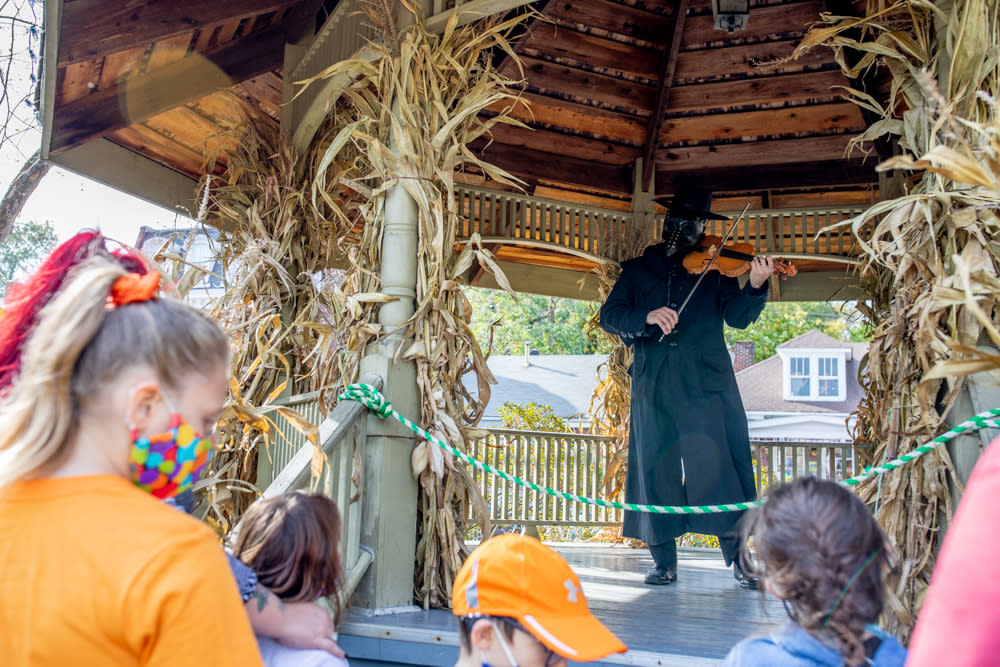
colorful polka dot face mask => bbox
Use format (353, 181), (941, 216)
(129, 406), (214, 500)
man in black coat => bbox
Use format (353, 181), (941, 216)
(599, 189), (775, 589)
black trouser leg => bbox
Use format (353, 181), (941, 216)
(719, 534), (741, 567)
(649, 539), (678, 569)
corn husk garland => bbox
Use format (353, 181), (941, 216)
(199, 0), (532, 607)
(794, 0), (1000, 638)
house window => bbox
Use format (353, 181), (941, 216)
(784, 353), (845, 401)
(789, 357), (810, 397)
(818, 357), (839, 397)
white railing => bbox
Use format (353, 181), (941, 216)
(256, 392), (858, 531)
(467, 429), (623, 526)
(469, 432), (858, 527)
(753, 441), (857, 490)
(453, 184), (867, 265)
(250, 375), (383, 614)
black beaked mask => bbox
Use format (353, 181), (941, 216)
(662, 216), (705, 257)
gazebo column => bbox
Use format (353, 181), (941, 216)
(355, 110), (421, 610)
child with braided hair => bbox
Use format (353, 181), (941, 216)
(0, 231), (263, 666)
(722, 477), (907, 667)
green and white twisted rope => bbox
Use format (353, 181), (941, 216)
(339, 383), (1000, 514)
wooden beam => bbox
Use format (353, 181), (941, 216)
(656, 134), (856, 171)
(51, 25), (289, 154)
(656, 159), (877, 193)
(469, 140), (633, 193)
(642, 0), (688, 190)
(48, 138), (200, 217)
(59, 0), (302, 66)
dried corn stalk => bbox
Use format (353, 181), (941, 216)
(298, 1), (531, 607)
(190, 118), (360, 530)
(796, 0), (1000, 638)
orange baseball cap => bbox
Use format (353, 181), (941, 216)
(452, 534), (627, 661)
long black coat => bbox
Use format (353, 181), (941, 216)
(599, 243), (768, 545)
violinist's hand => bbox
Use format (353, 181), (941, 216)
(646, 307), (678, 336)
(749, 255), (776, 289)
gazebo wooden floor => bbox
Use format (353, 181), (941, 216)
(339, 544), (786, 667)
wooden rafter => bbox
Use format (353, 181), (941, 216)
(51, 25), (291, 154)
(470, 140), (632, 193)
(641, 0), (688, 191)
(59, 0), (304, 66)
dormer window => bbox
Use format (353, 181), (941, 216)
(818, 357), (839, 397)
(789, 357), (810, 397)
(779, 350), (848, 402)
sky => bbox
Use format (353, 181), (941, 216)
(1, 2), (182, 248)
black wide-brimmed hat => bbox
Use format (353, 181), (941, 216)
(658, 188), (729, 221)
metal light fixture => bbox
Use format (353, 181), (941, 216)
(712, 0), (750, 33)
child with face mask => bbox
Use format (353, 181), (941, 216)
(0, 232), (263, 666)
(233, 491), (348, 667)
(722, 477), (907, 667)
(452, 534), (627, 667)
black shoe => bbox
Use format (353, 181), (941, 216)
(644, 565), (678, 585)
(733, 561), (758, 590)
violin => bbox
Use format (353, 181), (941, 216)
(681, 235), (797, 279)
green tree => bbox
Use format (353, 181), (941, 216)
(497, 402), (571, 432)
(725, 301), (869, 361)
(0, 220), (57, 292)
(465, 287), (612, 355)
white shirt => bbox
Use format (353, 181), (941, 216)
(257, 638), (350, 667)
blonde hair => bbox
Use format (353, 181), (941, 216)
(0, 257), (230, 488)
(233, 491), (344, 622)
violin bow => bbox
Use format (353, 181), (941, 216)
(659, 201), (751, 343)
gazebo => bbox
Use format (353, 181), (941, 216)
(37, 0), (1000, 663)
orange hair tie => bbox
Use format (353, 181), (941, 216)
(110, 271), (161, 306)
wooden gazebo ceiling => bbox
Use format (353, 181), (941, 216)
(46, 0), (878, 212)
(48, 0), (323, 176)
(474, 0), (877, 203)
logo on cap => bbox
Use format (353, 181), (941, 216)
(564, 579), (579, 603)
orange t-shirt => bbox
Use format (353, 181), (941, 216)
(0, 475), (264, 667)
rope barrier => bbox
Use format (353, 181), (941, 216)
(339, 383), (1000, 514)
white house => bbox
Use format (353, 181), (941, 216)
(736, 329), (868, 444)
(135, 226), (225, 307)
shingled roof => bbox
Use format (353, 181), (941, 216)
(737, 330), (868, 414)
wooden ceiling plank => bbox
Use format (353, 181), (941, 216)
(666, 70), (849, 114)
(657, 134), (856, 170)
(642, 0), (689, 189)
(674, 39), (835, 85)
(187, 93), (254, 131)
(145, 34), (197, 71)
(51, 24), (289, 154)
(518, 22), (659, 82)
(510, 56), (655, 117)
(659, 102), (865, 145)
(771, 189), (876, 207)
(96, 47), (148, 91)
(655, 158), (876, 193)
(471, 140), (633, 193)
(142, 107), (242, 161)
(545, 0), (675, 46)
(214, 19), (244, 47)
(681, 1), (820, 49)
(486, 123), (640, 166)
(483, 96), (646, 145)
(110, 125), (215, 179)
(58, 60), (101, 106)
(59, 0), (302, 66)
